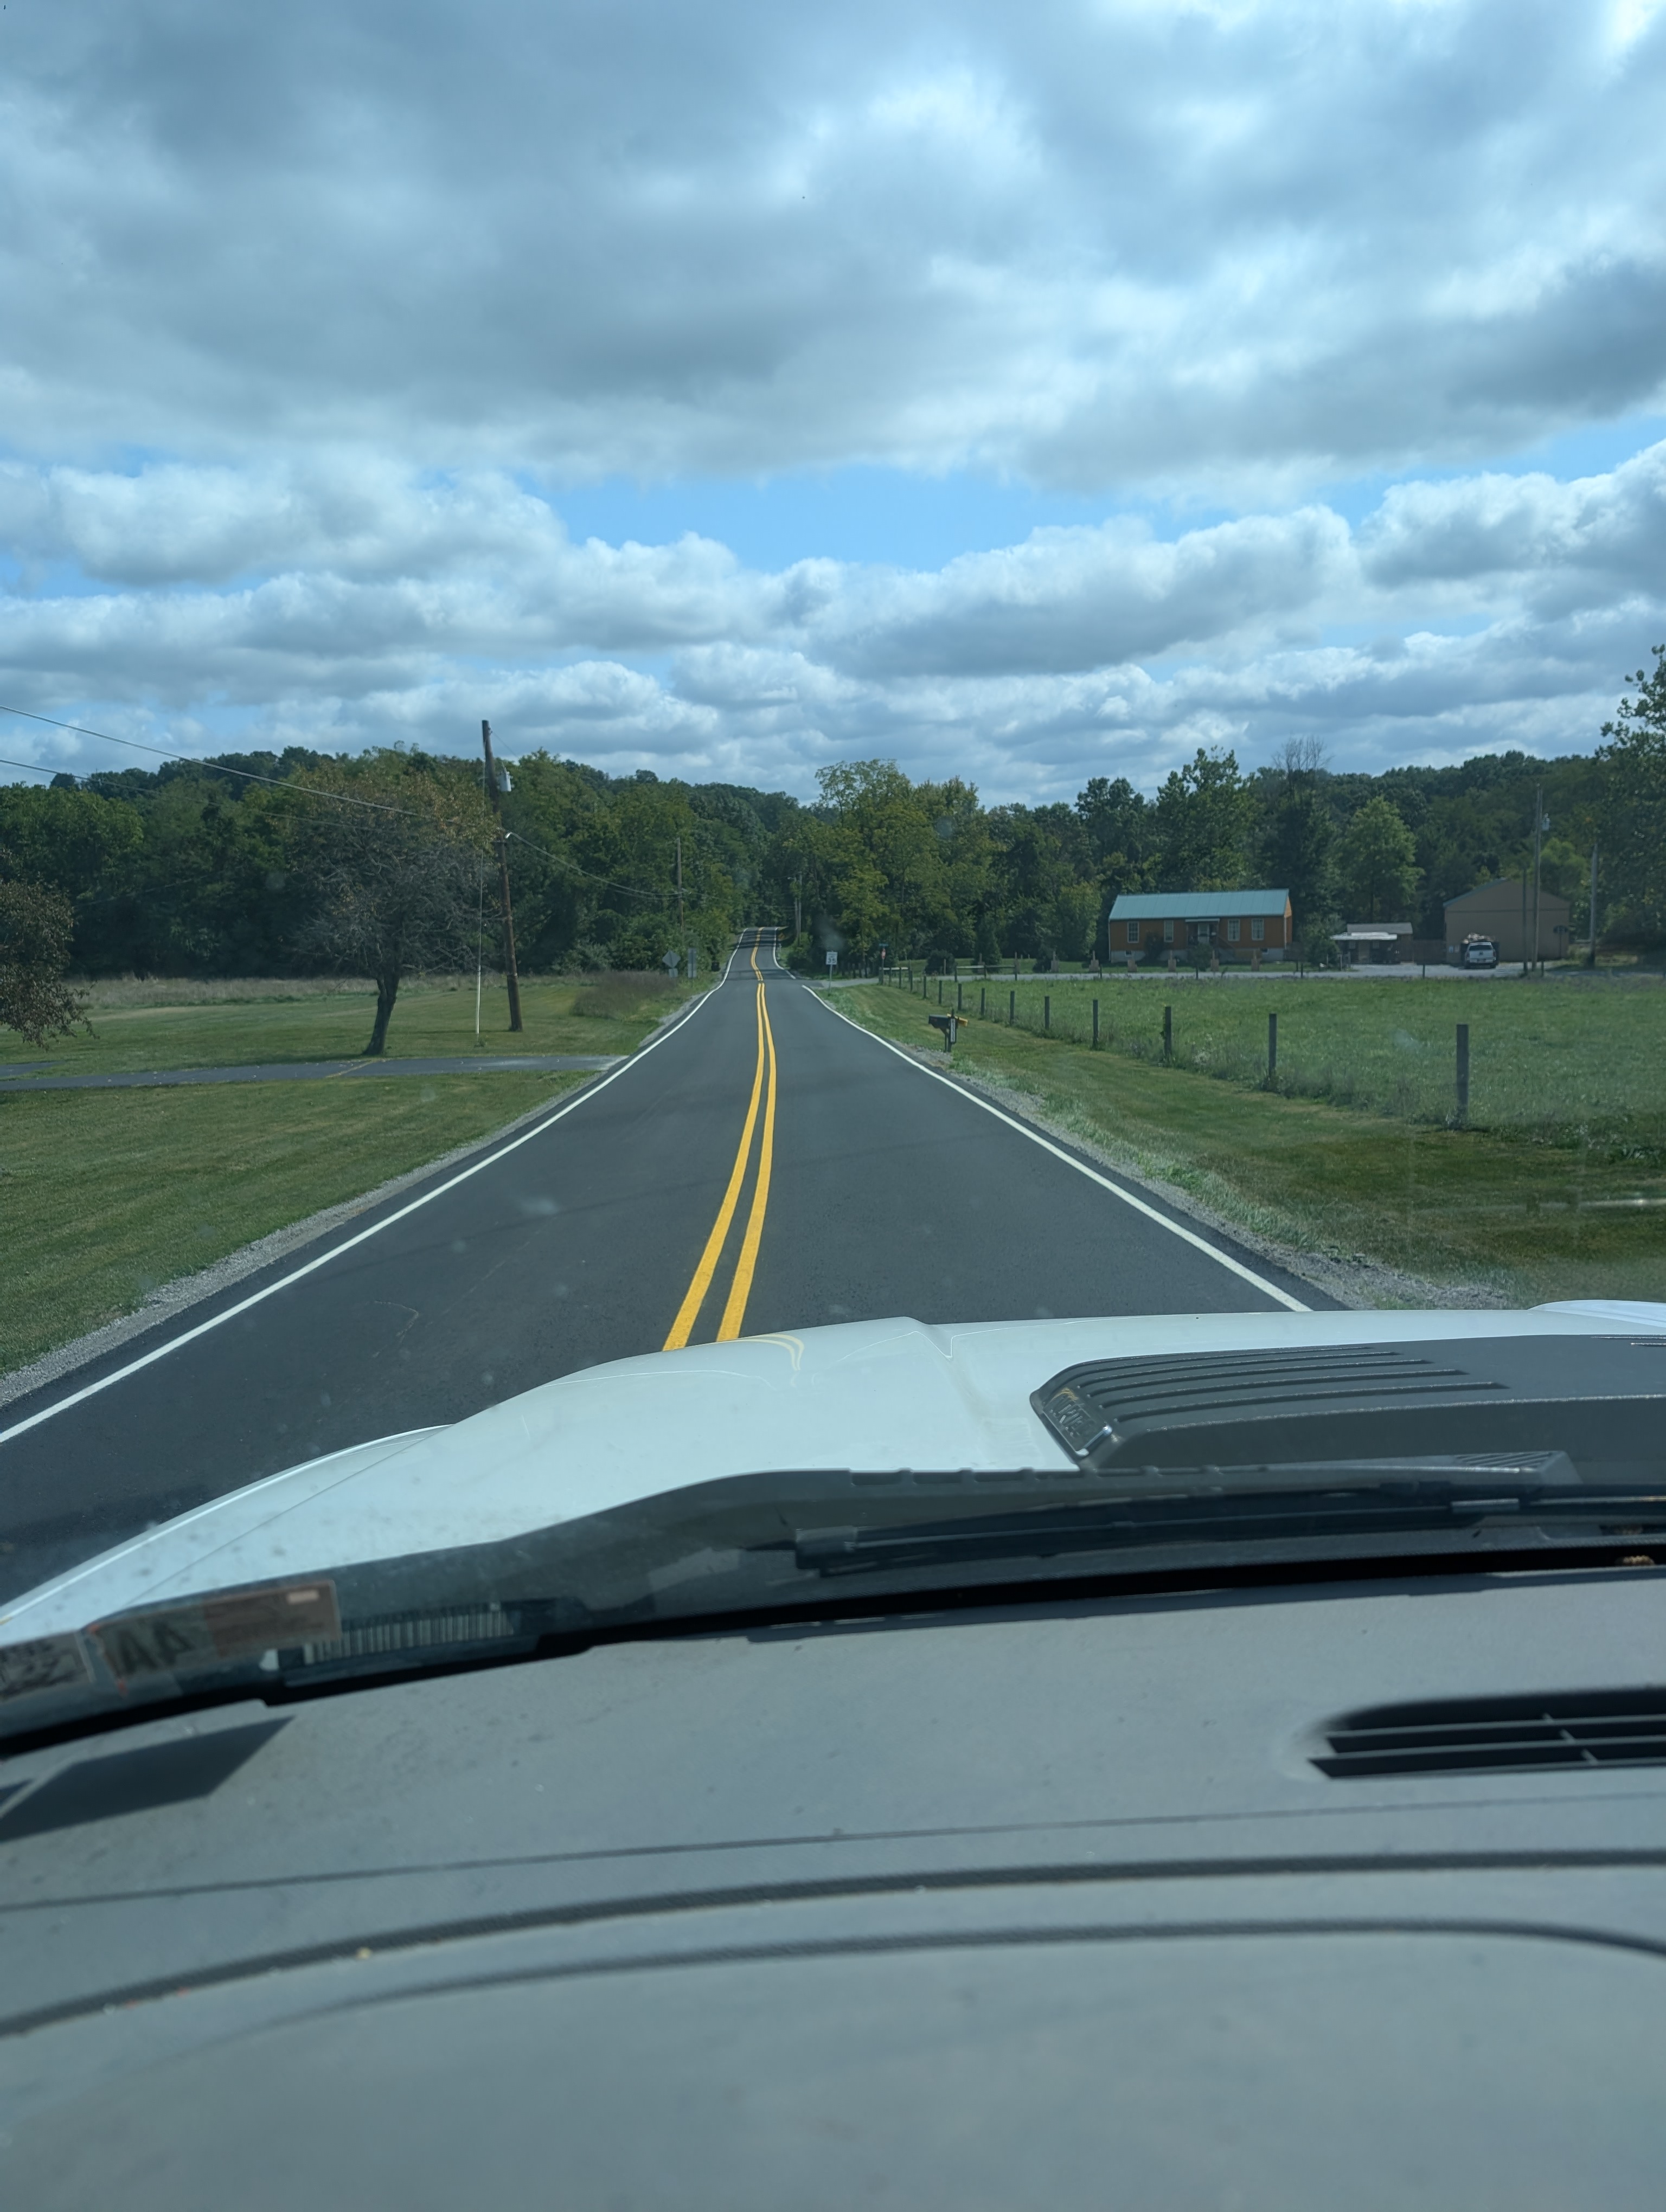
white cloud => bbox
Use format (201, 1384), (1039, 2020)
(2, 2), (1664, 797)
(4, 442), (1661, 801)
(2, 2), (1664, 486)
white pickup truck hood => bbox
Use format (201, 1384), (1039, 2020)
(5, 1301), (1664, 1642)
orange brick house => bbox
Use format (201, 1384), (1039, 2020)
(1107, 890), (1293, 958)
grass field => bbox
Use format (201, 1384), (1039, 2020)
(0, 972), (697, 1381)
(830, 982), (1666, 1309)
(905, 970), (1666, 1161)
(0, 970), (697, 1078)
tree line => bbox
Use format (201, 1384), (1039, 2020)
(3, 646), (1664, 1045)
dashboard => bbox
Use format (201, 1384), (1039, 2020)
(2, 1557), (1663, 2206)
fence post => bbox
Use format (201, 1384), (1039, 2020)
(1009, 989), (1016, 1026)
(957, 981), (964, 1012)
(1267, 1011), (1277, 1083)
(1044, 994), (1051, 1033)
(1092, 998), (1100, 1048)
(1163, 1004), (1173, 1062)
(938, 978), (944, 1006)
(980, 986), (986, 1019)
(1456, 1023), (1470, 1126)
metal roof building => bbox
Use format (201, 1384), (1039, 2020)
(1107, 889), (1293, 957)
(1108, 891), (1291, 923)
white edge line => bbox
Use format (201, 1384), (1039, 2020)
(806, 985), (1310, 1314)
(0, 969), (734, 1452)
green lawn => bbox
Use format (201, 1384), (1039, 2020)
(907, 969), (1666, 1160)
(1, 971), (699, 1078)
(0, 1073), (585, 1378)
(830, 982), (1666, 1309)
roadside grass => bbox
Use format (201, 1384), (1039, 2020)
(914, 970), (1666, 1161)
(829, 983), (1666, 1308)
(1, 971), (701, 1078)
(0, 1073), (580, 1378)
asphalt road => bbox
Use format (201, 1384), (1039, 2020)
(0, 932), (1324, 1600)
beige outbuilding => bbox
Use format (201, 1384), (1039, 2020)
(1443, 879), (1571, 963)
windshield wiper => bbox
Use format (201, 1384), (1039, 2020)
(794, 1465), (1666, 1576)
(5, 1457), (1664, 1750)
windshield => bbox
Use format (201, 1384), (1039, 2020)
(2, 5), (1664, 1712)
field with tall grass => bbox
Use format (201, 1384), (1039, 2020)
(905, 972), (1666, 1162)
(837, 978), (1666, 1307)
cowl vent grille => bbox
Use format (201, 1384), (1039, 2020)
(1030, 1335), (1666, 1470)
(1315, 1691), (1666, 1778)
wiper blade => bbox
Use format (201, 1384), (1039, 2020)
(793, 1467), (1666, 1576)
(5, 1458), (1663, 1748)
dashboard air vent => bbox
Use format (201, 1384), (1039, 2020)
(1314, 1690), (1666, 1778)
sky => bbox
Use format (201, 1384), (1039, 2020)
(1, 0), (1664, 803)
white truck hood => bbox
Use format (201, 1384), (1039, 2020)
(5, 1301), (1664, 1641)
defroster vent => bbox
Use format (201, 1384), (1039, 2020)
(1314, 1690), (1666, 1778)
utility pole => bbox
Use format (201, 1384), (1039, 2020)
(474, 856), (485, 1041)
(1518, 867), (1528, 979)
(480, 719), (522, 1033)
(1532, 783), (1545, 978)
(1588, 840), (1599, 968)
(676, 835), (685, 944)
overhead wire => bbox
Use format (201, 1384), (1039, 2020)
(3, 708), (681, 911)
(504, 828), (671, 904)
(0, 703), (411, 814)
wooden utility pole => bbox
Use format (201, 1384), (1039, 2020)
(480, 719), (522, 1032)
(676, 835), (685, 943)
(1532, 782), (1545, 978)
(1588, 841), (1599, 967)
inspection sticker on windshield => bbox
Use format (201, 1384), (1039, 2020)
(90, 1579), (341, 1685)
(0, 1632), (93, 1703)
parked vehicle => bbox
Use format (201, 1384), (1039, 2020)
(1462, 935), (1499, 968)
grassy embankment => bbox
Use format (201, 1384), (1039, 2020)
(1, 973), (694, 1378)
(830, 974), (1666, 1307)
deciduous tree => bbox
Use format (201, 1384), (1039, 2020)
(0, 874), (84, 1046)
(1152, 750), (1252, 891)
(1597, 644), (1666, 944)
(1338, 794), (1418, 922)
(1258, 740), (1336, 934)
(289, 755), (492, 1056)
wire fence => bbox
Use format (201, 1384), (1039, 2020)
(875, 965), (1666, 1155)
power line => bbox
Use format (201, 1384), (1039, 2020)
(504, 828), (671, 904)
(4, 707), (681, 909)
(0, 704), (409, 814)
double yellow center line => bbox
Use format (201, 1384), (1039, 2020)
(662, 943), (779, 1348)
